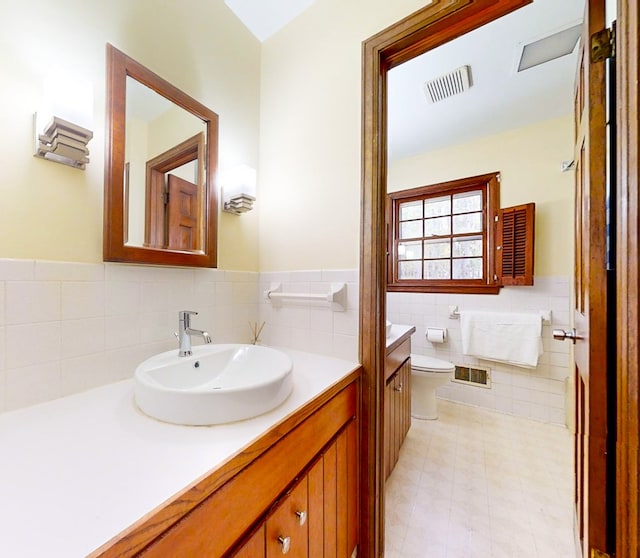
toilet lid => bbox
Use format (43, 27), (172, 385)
(410, 353), (455, 373)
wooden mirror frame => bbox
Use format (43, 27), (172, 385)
(104, 44), (219, 267)
(359, 1), (531, 555)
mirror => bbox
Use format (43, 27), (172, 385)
(104, 44), (219, 267)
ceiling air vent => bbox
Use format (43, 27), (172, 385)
(423, 65), (472, 104)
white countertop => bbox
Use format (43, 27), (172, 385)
(386, 323), (415, 349)
(0, 348), (359, 558)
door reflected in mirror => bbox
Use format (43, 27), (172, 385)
(104, 44), (218, 267)
(124, 76), (207, 252)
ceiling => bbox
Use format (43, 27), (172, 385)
(226, 0), (585, 161)
(224, 0), (316, 42)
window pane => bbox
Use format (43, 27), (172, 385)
(424, 259), (451, 279)
(424, 239), (451, 259)
(424, 216), (451, 236)
(400, 220), (422, 239)
(453, 191), (482, 214)
(452, 235), (483, 257)
(452, 212), (482, 234)
(399, 260), (422, 280)
(424, 195), (451, 217)
(400, 200), (423, 221)
(398, 241), (422, 260)
(452, 257), (483, 279)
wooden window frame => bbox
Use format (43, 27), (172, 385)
(387, 172), (501, 294)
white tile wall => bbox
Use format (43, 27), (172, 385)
(6, 282), (61, 324)
(0, 259), (571, 428)
(259, 270), (359, 361)
(0, 261), (362, 414)
(0, 259), (260, 414)
(386, 276), (572, 425)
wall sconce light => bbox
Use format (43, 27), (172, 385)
(33, 73), (93, 170)
(221, 164), (257, 215)
(34, 115), (93, 170)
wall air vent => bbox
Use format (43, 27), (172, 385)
(453, 364), (491, 388)
(423, 65), (472, 104)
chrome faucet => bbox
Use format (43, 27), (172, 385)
(177, 310), (212, 356)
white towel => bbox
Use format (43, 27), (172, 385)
(460, 310), (543, 368)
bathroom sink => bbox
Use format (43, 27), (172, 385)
(386, 320), (392, 337)
(134, 344), (294, 425)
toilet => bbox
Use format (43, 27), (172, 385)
(410, 354), (455, 420)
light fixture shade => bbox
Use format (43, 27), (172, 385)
(517, 23), (582, 72)
(34, 74), (94, 169)
(34, 114), (93, 170)
(220, 164), (257, 215)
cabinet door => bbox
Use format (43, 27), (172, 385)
(308, 458), (324, 558)
(266, 477), (308, 557)
(230, 524), (265, 558)
(384, 372), (396, 479)
(394, 359), (412, 463)
(323, 419), (358, 558)
(399, 359), (411, 441)
(385, 358), (412, 479)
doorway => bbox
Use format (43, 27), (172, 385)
(358, 0), (640, 556)
(382, 0), (581, 553)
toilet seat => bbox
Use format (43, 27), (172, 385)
(410, 353), (455, 374)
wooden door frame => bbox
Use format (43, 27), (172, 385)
(360, 1), (640, 556)
(616, 0), (639, 555)
(359, 1), (532, 556)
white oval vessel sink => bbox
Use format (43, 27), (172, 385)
(134, 344), (294, 425)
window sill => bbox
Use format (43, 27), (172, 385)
(386, 283), (502, 295)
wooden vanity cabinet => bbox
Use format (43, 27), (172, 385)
(231, 417), (358, 558)
(91, 371), (360, 558)
(384, 335), (412, 479)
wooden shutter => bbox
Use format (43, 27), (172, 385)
(496, 203), (535, 286)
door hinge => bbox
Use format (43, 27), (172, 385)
(591, 26), (615, 62)
(591, 548), (613, 558)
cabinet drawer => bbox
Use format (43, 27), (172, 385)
(385, 338), (410, 381)
(230, 525), (265, 558)
(266, 477), (308, 557)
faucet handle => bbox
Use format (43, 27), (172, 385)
(179, 310), (198, 326)
(179, 310), (198, 318)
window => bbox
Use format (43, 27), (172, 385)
(387, 172), (534, 294)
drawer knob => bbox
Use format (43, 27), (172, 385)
(295, 510), (307, 525)
(278, 535), (291, 554)
(394, 383), (403, 392)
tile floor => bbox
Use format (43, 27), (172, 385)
(384, 400), (576, 557)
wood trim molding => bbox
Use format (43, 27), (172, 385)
(386, 171), (501, 292)
(359, 1), (531, 556)
(104, 44), (218, 267)
(616, 1), (639, 555)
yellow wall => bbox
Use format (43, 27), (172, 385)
(388, 115), (575, 276)
(258, 0), (431, 271)
(0, 0), (261, 270)
(2, 0), (574, 276)
(258, 0), (575, 275)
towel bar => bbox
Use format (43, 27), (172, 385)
(265, 282), (347, 311)
(449, 305), (552, 324)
